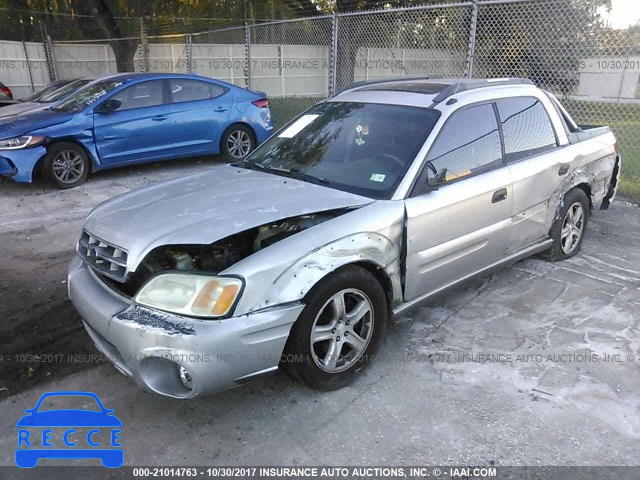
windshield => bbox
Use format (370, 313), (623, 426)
(40, 79), (91, 103)
(24, 81), (69, 102)
(53, 79), (125, 113)
(243, 101), (440, 199)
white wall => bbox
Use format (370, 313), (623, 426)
(578, 57), (640, 99)
(0, 40), (50, 99)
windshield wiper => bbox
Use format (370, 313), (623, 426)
(276, 167), (330, 186)
(233, 161), (330, 186)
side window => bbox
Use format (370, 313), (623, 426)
(496, 97), (558, 161)
(170, 79), (225, 103)
(421, 103), (502, 188)
(109, 81), (165, 111)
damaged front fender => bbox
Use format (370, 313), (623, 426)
(225, 201), (406, 315)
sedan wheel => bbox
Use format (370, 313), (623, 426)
(44, 142), (90, 189)
(560, 202), (585, 255)
(52, 150), (85, 185)
(310, 289), (374, 373)
(222, 126), (255, 160)
(227, 129), (252, 158)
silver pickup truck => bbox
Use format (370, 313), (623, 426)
(68, 78), (620, 398)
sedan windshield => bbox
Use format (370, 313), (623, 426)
(23, 80), (70, 102)
(242, 101), (440, 199)
(40, 79), (91, 103)
(53, 79), (124, 112)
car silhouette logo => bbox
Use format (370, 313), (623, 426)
(15, 391), (123, 468)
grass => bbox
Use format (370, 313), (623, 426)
(564, 99), (640, 202)
(268, 97), (640, 203)
(269, 97), (323, 130)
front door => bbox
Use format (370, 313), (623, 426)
(404, 102), (513, 301)
(93, 80), (175, 165)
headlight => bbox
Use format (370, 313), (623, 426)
(0, 135), (45, 150)
(134, 273), (243, 318)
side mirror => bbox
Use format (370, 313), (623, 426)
(96, 99), (121, 114)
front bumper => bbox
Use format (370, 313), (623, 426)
(68, 256), (304, 398)
(0, 146), (47, 183)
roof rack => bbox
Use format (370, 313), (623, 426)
(431, 78), (535, 103)
(336, 77), (535, 102)
(336, 76), (432, 95)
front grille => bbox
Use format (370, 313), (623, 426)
(77, 230), (128, 282)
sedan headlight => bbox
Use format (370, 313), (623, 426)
(0, 135), (45, 150)
(135, 274), (243, 318)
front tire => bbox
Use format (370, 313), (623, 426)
(221, 125), (255, 161)
(44, 142), (90, 189)
(543, 188), (590, 262)
(284, 266), (388, 390)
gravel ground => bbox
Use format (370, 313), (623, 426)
(0, 162), (639, 470)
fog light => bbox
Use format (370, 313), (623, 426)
(179, 366), (193, 389)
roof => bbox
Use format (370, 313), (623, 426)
(335, 77), (536, 106)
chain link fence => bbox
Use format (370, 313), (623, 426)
(0, 0), (638, 201)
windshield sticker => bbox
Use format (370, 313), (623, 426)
(279, 114), (320, 138)
(370, 173), (386, 182)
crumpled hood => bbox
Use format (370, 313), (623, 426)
(84, 164), (374, 270)
(0, 108), (72, 138)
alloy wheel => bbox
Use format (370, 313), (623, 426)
(226, 129), (252, 158)
(310, 288), (374, 373)
(560, 202), (585, 255)
(52, 150), (84, 184)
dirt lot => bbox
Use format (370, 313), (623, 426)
(0, 161), (639, 469)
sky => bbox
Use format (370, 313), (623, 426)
(599, 0), (640, 29)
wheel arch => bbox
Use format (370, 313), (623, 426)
(34, 138), (98, 177)
(242, 232), (403, 314)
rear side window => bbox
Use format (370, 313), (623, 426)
(170, 79), (225, 103)
(110, 81), (165, 111)
(422, 103), (502, 186)
(496, 97), (557, 161)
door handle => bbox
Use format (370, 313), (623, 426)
(213, 107), (228, 113)
(491, 188), (508, 203)
(151, 115), (168, 121)
(558, 164), (569, 176)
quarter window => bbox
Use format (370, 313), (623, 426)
(423, 103), (502, 185)
(496, 97), (557, 161)
(110, 81), (165, 111)
(170, 79), (224, 103)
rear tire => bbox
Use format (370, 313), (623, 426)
(283, 266), (387, 390)
(44, 142), (90, 189)
(221, 125), (255, 161)
(542, 188), (590, 262)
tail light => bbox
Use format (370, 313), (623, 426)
(252, 98), (269, 108)
(1, 85), (12, 99)
(613, 142), (619, 154)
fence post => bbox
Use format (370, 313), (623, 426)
(22, 41), (35, 93)
(140, 17), (149, 73)
(465, 0), (478, 79)
(330, 12), (338, 96)
(39, 20), (57, 82)
(245, 23), (252, 90)
(186, 33), (193, 74)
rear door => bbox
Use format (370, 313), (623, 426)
(404, 102), (513, 301)
(93, 80), (175, 165)
(497, 96), (566, 251)
(168, 79), (231, 157)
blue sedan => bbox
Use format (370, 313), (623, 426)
(0, 73), (274, 188)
